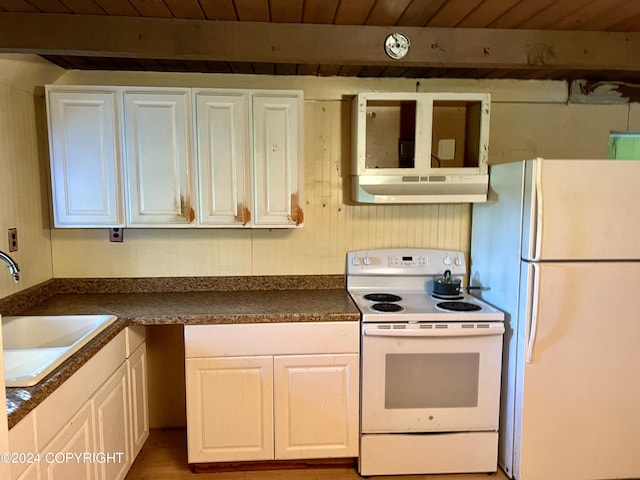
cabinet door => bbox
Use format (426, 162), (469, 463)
(123, 89), (194, 226)
(46, 88), (123, 227)
(274, 354), (359, 459)
(8, 411), (38, 480)
(251, 92), (304, 227)
(39, 401), (96, 480)
(128, 342), (149, 460)
(13, 463), (39, 480)
(185, 356), (273, 463)
(93, 362), (131, 480)
(195, 90), (251, 227)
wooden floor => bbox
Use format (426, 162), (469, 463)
(125, 428), (510, 480)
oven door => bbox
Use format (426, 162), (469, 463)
(361, 322), (504, 433)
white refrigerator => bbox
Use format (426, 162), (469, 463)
(470, 158), (640, 480)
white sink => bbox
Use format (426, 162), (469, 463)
(2, 314), (118, 387)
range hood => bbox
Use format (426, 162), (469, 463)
(353, 173), (489, 204)
(351, 92), (491, 204)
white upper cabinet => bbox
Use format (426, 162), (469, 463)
(252, 92), (304, 227)
(46, 86), (303, 228)
(195, 89), (304, 228)
(123, 88), (194, 227)
(46, 86), (123, 227)
(194, 90), (251, 227)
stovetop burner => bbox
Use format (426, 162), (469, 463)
(370, 302), (403, 312)
(436, 301), (482, 312)
(364, 293), (403, 302)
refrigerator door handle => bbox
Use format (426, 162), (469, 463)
(526, 262), (541, 363)
(532, 157), (544, 261)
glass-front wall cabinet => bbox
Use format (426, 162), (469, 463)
(351, 92), (491, 203)
(361, 95), (487, 172)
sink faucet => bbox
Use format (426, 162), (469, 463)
(0, 251), (19, 283)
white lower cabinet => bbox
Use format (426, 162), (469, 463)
(8, 327), (148, 480)
(8, 411), (39, 480)
(92, 362), (131, 480)
(14, 463), (38, 480)
(40, 402), (96, 480)
(186, 356), (274, 463)
(274, 354), (359, 460)
(127, 342), (149, 460)
(185, 322), (359, 464)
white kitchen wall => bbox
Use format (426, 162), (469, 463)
(0, 55), (635, 284)
(0, 55), (64, 298)
(0, 54), (63, 454)
(49, 71), (629, 278)
(490, 102), (628, 163)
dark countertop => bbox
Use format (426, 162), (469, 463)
(21, 289), (360, 325)
(4, 277), (360, 429)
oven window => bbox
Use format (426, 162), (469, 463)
(384, 353), (479, 409)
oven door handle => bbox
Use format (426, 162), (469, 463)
(363, 325), (505, 338)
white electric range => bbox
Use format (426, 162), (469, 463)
(346, 248), (504, 476)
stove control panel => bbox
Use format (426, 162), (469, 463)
(347, 248), (466, 275)
(389, 255), (427, 267)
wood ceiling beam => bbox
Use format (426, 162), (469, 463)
(0, 12), (639, 72)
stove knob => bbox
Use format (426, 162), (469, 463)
(443, 255), (452, 266)
(363, 256), (371, 266)
(454, 256), (463, 266)
(351, 256), (360, 266)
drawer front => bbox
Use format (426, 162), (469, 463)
(184, 322), (359, 357)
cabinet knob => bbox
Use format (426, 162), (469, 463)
(289, 192), (304, 226)
(235, 203), (251, 226)
(181, 195), (195, 223)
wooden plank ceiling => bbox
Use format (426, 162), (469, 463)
(1, 0), (640, 83)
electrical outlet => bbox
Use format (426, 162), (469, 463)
(109, 228), (124, 243)
(437, 138), (456, 160)
(8, 228), (18, 252)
